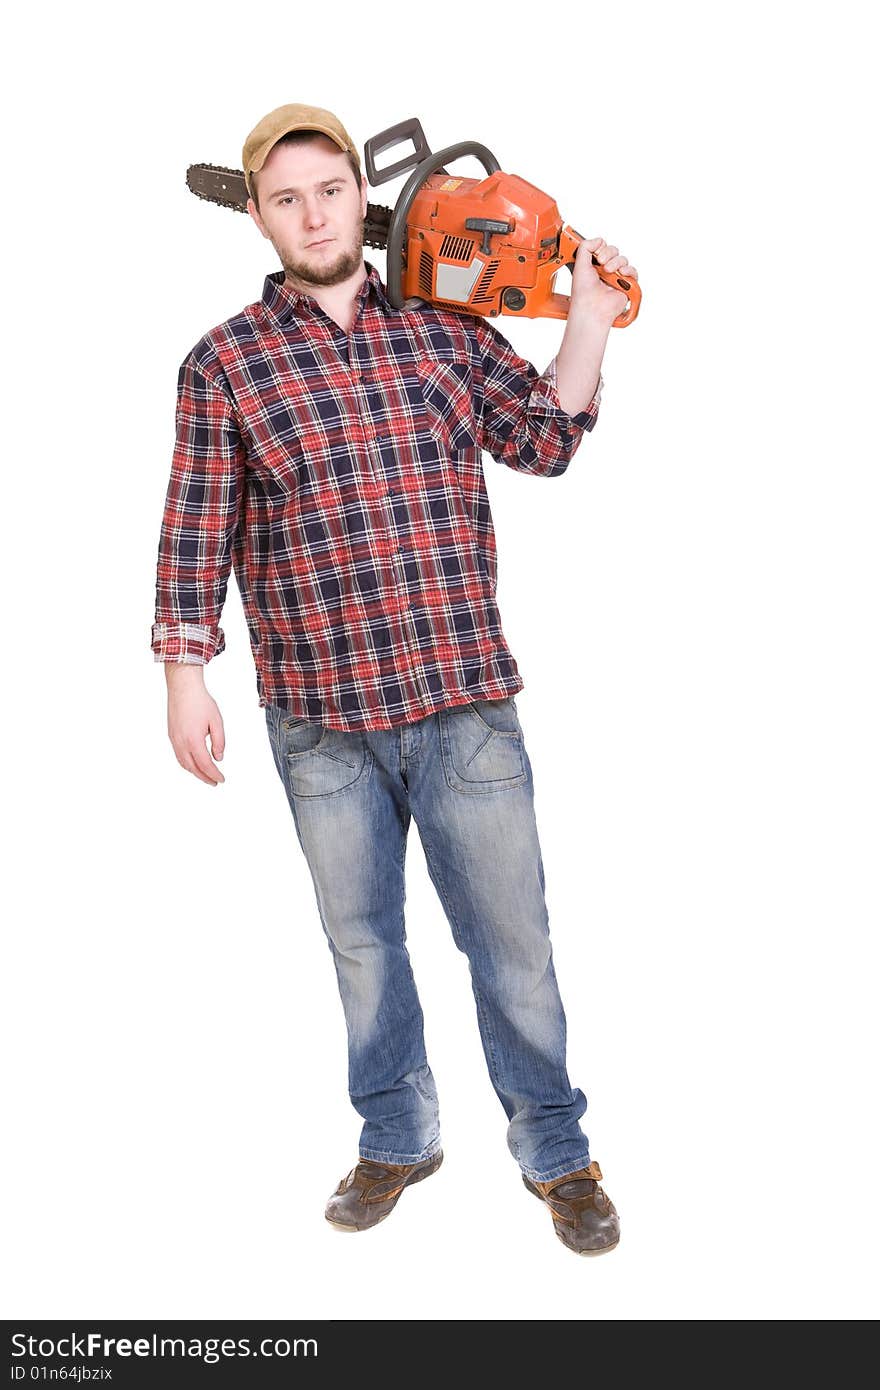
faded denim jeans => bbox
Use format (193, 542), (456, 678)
(264, 693), (591, 1183)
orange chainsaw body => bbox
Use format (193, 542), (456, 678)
(400, 169), (636, 324)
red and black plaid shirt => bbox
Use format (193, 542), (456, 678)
(151, 260), (602, 729)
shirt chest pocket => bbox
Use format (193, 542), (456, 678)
(415, 359), (478, 453)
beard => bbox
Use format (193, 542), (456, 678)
(279, 216), (366, 289)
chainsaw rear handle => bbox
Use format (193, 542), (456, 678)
(386, 141), (502, 311)
(565, 228), (641, 327)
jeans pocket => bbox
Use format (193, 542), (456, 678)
(282, 723), (370, 799)
(439, 697), (526, 794)
(281, 713), (312, 731)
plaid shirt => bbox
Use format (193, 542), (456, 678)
(151, 260), (602, 730)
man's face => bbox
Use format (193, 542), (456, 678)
(247, 135), (368, 288)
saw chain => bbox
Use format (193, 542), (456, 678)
(185, 163), (393, 249)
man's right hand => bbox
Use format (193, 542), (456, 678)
(164, 664), (226, 786)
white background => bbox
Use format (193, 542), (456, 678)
(3, 0), (877, 1321)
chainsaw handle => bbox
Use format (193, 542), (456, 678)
(566, 230), (641, 327)
(386, 141), (502, 311)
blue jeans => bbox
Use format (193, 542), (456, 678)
(264, 694), (591, 1183)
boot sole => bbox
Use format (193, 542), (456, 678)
(325, 1149), (444, 1232)
(522, 1172), (620, 1256)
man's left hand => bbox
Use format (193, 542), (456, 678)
(571, 236), (638, 326)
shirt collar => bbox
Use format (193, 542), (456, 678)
(260, 258), (395, 327)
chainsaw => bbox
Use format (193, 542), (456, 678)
(185, 116), (641, 328)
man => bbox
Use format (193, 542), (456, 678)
(151, 103), (637, 1256)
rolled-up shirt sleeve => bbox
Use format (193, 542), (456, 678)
(151, 355), (247, 664)
(469, 316), (602, 477)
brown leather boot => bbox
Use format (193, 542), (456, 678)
(324, 1150), (443, 1231)
(523, 1160), (620, 1255)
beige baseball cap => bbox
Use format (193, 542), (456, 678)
(242, 103), (361, 199)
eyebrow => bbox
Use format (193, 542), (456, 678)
(268, 178), (345, 200)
